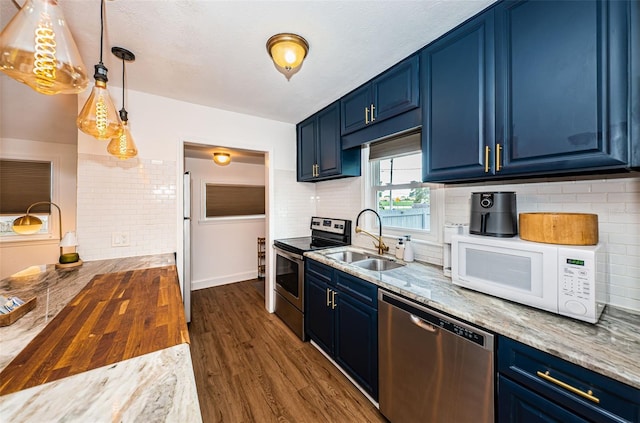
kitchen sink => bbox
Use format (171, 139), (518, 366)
(326, 251), (370, 263)
(351, 258), (404, 271)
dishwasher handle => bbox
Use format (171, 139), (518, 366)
(410, 315), (437, 333)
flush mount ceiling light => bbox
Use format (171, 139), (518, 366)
(266, 33), (309, 80)
(0, 0), (89, 94)
(107, 46), (138, 160)
(76, 0), (121, 140)
(213, 153), (231, 166)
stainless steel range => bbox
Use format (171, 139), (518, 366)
(273, 217), (352, 340)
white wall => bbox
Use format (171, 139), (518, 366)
(0, 138), (77, 278)
(186, 157), (265, 289)
(76, 88), (316, 311)
(316, 172), (640, 312)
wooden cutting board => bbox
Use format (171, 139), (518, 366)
(519, 212), (598, 245)
(0, 265), (188, 396)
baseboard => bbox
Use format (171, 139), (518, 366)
(192, 270), (258, 291)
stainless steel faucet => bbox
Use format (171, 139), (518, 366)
(355, 208), (389, 255)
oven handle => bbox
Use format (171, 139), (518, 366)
(274, 246), (304, 263)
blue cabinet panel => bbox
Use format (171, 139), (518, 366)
(305, 273), (334, 355)
(297, 101), (361, 182)
(334, 291), (378, 398)
(498, 375), (590, 423)
(340, 55), (420, 137)
(304, 260), (378, 400)
(422, 11), (495, 182)
(498, 336), (640, 423)
(495, 0), (629, 175)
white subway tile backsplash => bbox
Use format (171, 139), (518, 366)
(77, 154), (177, 261)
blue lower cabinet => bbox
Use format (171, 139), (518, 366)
(498, 375), (590, 423)
(497, 336), (640, 423)
(304, 260), (378, 400)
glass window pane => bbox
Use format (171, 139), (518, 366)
(378, 152), (422, 185)
(376, 187), (430, 231)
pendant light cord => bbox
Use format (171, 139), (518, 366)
(99, 0), (105, 64)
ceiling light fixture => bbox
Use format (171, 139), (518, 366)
(266, 33), (309, 80)
(107, 46), (138, 160)
(0, 0), (89, 94)
(212, 153), (231, 166)
(76, 0), (121, 140)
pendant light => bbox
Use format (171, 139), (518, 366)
(0, 0), (89, 94)
(266, 33), (309, 80)
(76, 0), (121, 140)
(107, 47), (137, 160)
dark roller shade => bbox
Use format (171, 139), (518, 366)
(205, 184), (265, 217)
(0, 160), (52, 214)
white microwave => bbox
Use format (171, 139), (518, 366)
(451, 234), (606, 323)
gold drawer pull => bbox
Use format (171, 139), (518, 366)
(485, 146), (490, 173)
(536, 371), (600, 404)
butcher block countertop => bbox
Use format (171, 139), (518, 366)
(0, 254), (201, 422)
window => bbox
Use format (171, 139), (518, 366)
(204, 184), (265, 219)
(0, 159), (52, 237)
(367, 132), (442, 242)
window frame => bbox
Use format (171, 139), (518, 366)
(0, 154), (59, 243)
(363, 145), (444, 244)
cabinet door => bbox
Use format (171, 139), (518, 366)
(495, 0), (629, 175)
(316, 102), (341, 177)
(334, 290), (378, 399)
(498, 376), (589, 423)
(297, 117), (317, 181)
(372, 55), (420, 124)
(305, 274), (334, 354)
(422, 11), (495, 182)
(341, 85), (370, 135)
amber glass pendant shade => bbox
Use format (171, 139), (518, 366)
(12, 214), (44, 234)
(77, 76), (122, 140)
(107, 120), (137, 159)
(0, 0), (89, 94)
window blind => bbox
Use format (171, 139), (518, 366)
(0, 160), (52, 214)
(205, 184), (265, 217)
(368, 129), (421, 161)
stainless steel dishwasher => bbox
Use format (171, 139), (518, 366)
(378, 290), (494, 423)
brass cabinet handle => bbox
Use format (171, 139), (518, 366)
(496, 143), (502, 172)
(370, 103), (375, 122)
(365, 107), (370, 124)
(536, 371), (600, 404)
(485, 146), (490, 173)
(331, 291), (337, 309)
(312, 164), (319, 177)
(326, 288), (331, 307)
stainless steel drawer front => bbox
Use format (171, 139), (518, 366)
(379, 290), (494, 423)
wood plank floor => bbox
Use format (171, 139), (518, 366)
(189, 280), (388, 423)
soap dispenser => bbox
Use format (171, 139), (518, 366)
(395, 238), (404, 259)
(403, 235), (414, 262)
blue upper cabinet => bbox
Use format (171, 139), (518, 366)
(296, 101), (361, 182)
(341, 55), (420, 136)
(494, 0), (630, 176)
(422, 11), (495, 182)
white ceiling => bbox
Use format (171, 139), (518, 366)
(1, 0), (497, 147)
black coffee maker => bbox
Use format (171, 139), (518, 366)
(469, 192), (517, 237)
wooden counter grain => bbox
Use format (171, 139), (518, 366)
(0, 265), (188, 395)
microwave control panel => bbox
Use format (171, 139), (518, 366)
(557, 246), (601, 322)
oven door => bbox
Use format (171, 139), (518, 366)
(274, 247), (304, 311)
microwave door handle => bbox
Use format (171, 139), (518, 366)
(480, 212), (490, 234)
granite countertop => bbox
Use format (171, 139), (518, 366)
(0, 254), (202, 422)
(0, 343), (201, 422)
(306, 246), (640, 390)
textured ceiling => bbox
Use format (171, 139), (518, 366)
(1, 0), (497, 146)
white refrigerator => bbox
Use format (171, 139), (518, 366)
(183, 171), (192, 323)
